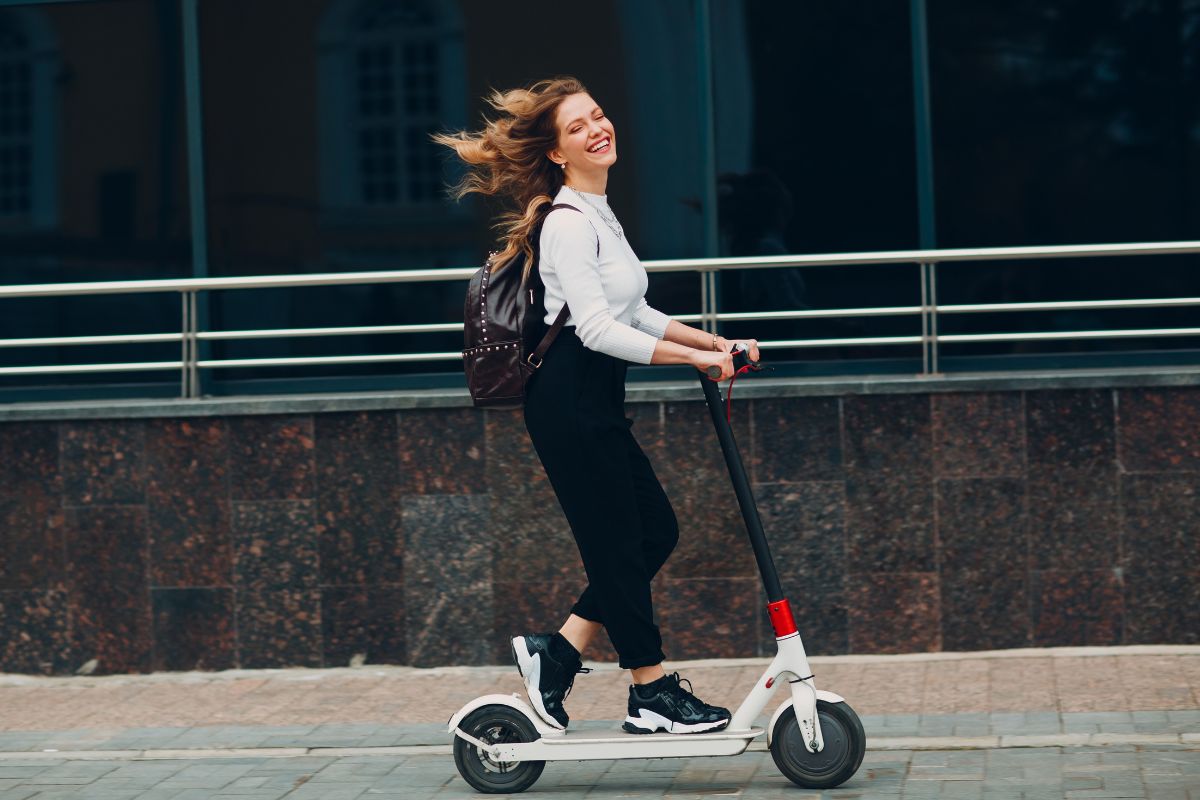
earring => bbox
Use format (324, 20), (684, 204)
(560, 162), (565, 169)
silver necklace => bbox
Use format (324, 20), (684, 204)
(568, 186), (624, 240)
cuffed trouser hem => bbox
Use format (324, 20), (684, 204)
(618, 651), (666, 671)
(569, 604), (602, 624)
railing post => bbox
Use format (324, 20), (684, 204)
(920, 262), (929, 375)
(180, 290), (199, 398)
(919, 261), (940, 376)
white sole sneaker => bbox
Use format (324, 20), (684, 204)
(510, 636), (565, 730)
(622, 708), (731, 735)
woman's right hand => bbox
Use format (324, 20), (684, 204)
(691, 349), (734, 381)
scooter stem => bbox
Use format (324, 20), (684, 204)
(698, 367), (784, 603)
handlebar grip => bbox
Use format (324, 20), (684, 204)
(706, 364), (723, 380)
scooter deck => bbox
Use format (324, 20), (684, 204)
(484, 725), (765, 762)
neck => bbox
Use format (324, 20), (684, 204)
(564, 168), (608, 196)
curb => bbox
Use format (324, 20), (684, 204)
(0, 732), (1192, 761)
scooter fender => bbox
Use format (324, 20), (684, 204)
(447, 693), (564, 739)
(765, 689), (846, 748)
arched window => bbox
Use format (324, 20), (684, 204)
(0, 7), (57, 231)
(318, 0), (466, 213)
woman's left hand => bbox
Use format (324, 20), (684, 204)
(718, 337), (760, 363)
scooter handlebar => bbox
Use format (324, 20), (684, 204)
(705, 344), (759, 380)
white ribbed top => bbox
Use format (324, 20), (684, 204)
(538, 185), (671, 364)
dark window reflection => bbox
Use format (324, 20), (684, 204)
(715, 1), (919, 367)
(929, 0), (1200, 364)
(0, 0), (191, 400)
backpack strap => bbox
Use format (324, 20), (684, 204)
(527, 202), (595, 368)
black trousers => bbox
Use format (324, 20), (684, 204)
(523, 330), (679, 669)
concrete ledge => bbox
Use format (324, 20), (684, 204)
(2, 366), (1199, 421)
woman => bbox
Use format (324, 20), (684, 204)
(436, 77), (760, 735)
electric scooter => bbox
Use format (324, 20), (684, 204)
(448, 348), (866, 793)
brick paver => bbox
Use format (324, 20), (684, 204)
(0, 646), (1197, 798)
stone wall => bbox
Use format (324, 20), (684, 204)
(0, 383), (1197, 675)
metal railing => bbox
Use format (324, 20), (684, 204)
(1, 240), (1199, 399)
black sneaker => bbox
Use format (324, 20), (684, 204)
(510, 633), (590, 730)
(622, 672), (731, 734)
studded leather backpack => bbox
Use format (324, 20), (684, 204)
(462, 203), (594, 409)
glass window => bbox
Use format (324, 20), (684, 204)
(0, 0), (192, 401)
(713, 1), (920, 370)
(928, 0), (1200, 366)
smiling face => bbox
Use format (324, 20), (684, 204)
(548, 92), (617, 177)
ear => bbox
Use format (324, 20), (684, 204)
(546, 149), (564, 167)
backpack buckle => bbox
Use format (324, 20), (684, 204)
(526, 353), (544, 369)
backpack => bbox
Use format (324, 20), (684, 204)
(462, 202), (593, 409)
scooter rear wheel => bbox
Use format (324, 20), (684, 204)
(452, 705), (545, 794)
(770, 699), (866, 789)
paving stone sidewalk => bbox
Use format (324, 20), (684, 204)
(0, 646), (1196, 798)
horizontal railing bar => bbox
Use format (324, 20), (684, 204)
(0, 361), (183, 376)
(0, 332), (184, 348)
(939, 327), (1200, 343)
(939, 297), (1200, 314)
(760, 335), (923, 348)
(198, 322), (465, 340)
(643, 240), (1200, 273)
(3, 241), (1199, 298)
(717, 306), (922, 322)
(196, 352), (463, 368)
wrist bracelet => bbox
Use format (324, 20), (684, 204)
(712, 334), (719, 352)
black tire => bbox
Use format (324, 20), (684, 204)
(769, 699), (866, 789)
(452, 705), (546, 794)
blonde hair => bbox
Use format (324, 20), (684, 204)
(432, 76), (588, 281)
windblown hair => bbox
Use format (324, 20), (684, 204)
(432, 77), (588, 281)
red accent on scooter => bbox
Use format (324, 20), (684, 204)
(767, 599), (798, 638)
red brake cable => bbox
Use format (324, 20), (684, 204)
(725, 363), (756, 422)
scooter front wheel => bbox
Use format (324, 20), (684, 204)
(452, 705), (545, 794)
(770, 699), (866, 789)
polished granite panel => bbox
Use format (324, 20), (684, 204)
(940, 569), (1030, 651)
(0, 421), (60, 490)
(1028, 471), (1119, 570)
(1120, 474), (1200, 571)
(1026, 390), (1115, 472)
(0, 589), (72, 674)
(846, 572), (941, 654)
(227, 415), (315, 501)
(1123, 570), (1199, 645)
(235, 588), (322, 668)
(1118, 387), (1200, 472)
(315, 412), (404, 586)
(60, 419), (146, 505)
(320, 584), (406, 667)
(145, 418), (232, 588)
(843, 394), (931, 475)
(845, 473), (935, 573)
(0, 486), (65, 590)
(231, 500), (319, 592)
(491, 580), (618, 663)
(403, 495), (492, 667)
(397, 408), (485, 494)
(64, 506), (152, 674)
(936, 478), (1027, 572)
(752, 397), (842, 482)
(657, 577), (760, 661)
(486, 409), (583, 584)
(657, 401), (756, 579)
(932, 392), (1024, 478)
(151, 588), (235, 672)
(1030, 569), (1123, 646)
(756, 482), (845, 579)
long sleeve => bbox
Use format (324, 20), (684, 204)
(540, 209), (660, 364)
(630, 298), (671, 339)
